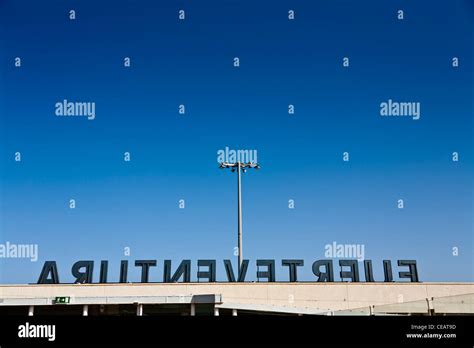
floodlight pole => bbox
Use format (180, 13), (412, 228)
(237, 162), (243, 269)
(219, 161), (260, 270)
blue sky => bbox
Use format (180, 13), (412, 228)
(0, 0), (473, 283)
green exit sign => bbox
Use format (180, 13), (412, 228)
(53, 296), (70, 304)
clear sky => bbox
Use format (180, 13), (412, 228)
(0, 0), (472, 284)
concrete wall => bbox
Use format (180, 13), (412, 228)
(0, 282), (473, 314)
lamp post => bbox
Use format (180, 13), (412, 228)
(219, 161), (260, 269)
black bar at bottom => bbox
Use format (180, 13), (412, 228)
(0, 315), (472, 346)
